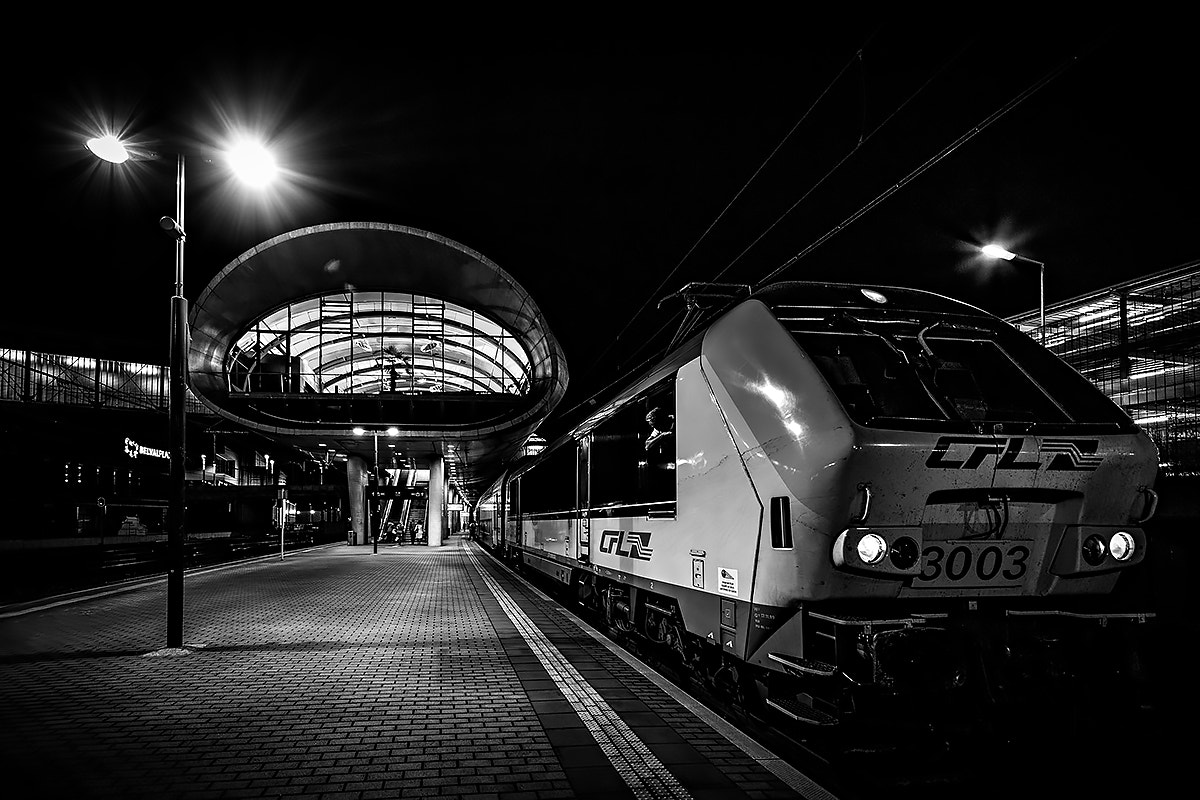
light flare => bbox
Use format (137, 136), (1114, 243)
(750, 378), (804, 439)
(226, 139), (278, 188)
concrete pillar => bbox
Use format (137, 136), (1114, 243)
(426, 454), (444, 547)
(347, 455), (369, 545)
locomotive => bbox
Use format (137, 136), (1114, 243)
(473, 281), (1158, 734)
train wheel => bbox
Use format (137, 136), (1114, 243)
(712, 659), (758, 710)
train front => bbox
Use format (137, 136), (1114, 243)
(716, 283), (1159, 725)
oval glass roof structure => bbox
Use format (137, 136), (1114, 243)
(230, 292), (533, 397)
(188, 222), (568, 502)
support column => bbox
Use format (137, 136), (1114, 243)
(346, 455), (369, 545)
(426, 454), (444, 547)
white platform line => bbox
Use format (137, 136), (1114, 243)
(466, 546), (692, 800)
(466, 542), (839, 800)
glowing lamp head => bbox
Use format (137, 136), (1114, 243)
(981, 244), (1017, 261)
(226, 139), (278, 188)
(1109, 531), (1136, 562)
(85, 134), (130, 164)
(857, 533), (888, 565)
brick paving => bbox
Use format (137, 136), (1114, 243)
(0, 538), (830, 799)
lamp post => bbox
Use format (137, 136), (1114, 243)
(371, 431), (379, 555)
(86, 133), (277, 651)
(354, 426), (400, 553)
(981, 244), (1046, 343)
(166, 153), (186, 649)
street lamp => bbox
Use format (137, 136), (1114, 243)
(87, 133), (277, 651)
(980, 244), (1046, 343)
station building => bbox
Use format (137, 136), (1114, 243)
(186, 222), (568, 547)
(0, 223), (567, 600)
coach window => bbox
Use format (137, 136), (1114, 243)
(519, 443), (576, 515)
(591, 377), (676, 515)
(508, 480), (520, 526)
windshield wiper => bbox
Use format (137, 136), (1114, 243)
(916, 321), (994, 367)
(828, 314), (960, 420)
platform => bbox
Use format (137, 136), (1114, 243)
(0, 537), (838, 799)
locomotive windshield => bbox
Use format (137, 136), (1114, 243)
(781, 310), (1133, 433)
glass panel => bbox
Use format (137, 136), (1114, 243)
(229, 291), (534, 397)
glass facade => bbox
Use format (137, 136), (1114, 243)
(0, 349), (206, 414)
(226, 291), (533, 397)
(1007, 261), (1200, 476)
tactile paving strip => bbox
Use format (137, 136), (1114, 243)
(465, 545), (693, 800)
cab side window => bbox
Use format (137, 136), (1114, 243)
(590, 377), (676, 514)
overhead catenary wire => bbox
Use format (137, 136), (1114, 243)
(549, 33), (953, 430)
(579, 34), (878, 383)
(678, 40), (1094, 341)
(709, 40), (973, 285)
(578, 27), (966, 391)
(546, 305), (687, 434)
(751, 50), (1084, 291)
(550, 36), (1093, 433)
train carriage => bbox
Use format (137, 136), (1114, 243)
(475, 281), (1158, 730)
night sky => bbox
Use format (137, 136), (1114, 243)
(8, 19), (1197, 434)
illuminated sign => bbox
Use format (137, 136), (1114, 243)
(124, 437), (170, 460)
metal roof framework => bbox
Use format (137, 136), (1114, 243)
(1007, 260), (1200, 476)
(231, 292), (532, 397)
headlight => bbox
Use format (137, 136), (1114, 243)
(1109, 531), (1136, 561)
(889, 536), (920, 570)
(1052, 526), (1147, 576)
(857, 533), (888, 565)
(833, 528), (923, 573)
(1082, 534), (1107, 566)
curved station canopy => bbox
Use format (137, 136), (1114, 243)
(188, 222), (568, 503)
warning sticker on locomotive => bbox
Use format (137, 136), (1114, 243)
(718, 567), (738, 595)
(914, 540), (1032, 589)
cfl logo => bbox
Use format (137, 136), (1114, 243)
(1041, 439), (1104, 471)
(599, 530), (654, 560)
(926, 436), (1101, 472)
